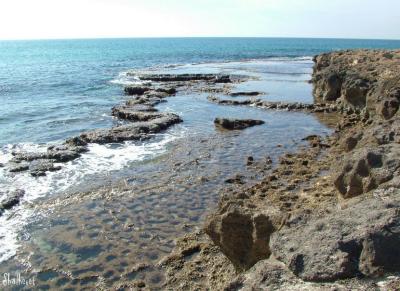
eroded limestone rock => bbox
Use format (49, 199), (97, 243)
(334, 148), (398, 198)
(271, 192), (400, 281)
(205, 205), (283, 271)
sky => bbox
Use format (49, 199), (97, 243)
(0, 0), (399, 40)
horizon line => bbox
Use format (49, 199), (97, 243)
(1, 36), (400, 42)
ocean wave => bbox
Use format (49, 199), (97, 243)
(110, 71), (150, 86)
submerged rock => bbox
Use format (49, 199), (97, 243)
(208, 95), (257, 106)
(225, 174), (245, 184)
(155, 87), (177, 95)
(214, 118), (265, 130)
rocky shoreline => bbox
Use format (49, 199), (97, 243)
(2, 50), (399, 290)
(161, 50), (400, 290)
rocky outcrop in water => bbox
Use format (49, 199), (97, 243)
(29, 159), (62, 177)
(124, 86), (151, 95)
(132, 73), (232, 83)
(0, 189), (25, 216)
(207, 95), (339, 113)
(214, 118), (265, 130)
(6, 83), (183, 176)
(112, 106), (164, 121)
(7, 144), (88, 176)
(229, 91), (264, 97)
(70, 114), (182, 145)
(6, 73), (247, 177)
(163, 49), (400, 290)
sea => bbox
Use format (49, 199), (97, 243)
(0, 38), (399, 287)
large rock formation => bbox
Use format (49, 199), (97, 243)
(164, 50), (400, 290)
(271, 192), (400, 281)
(313, 50), (400, 116)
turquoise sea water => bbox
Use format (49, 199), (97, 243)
(1, 37), (400, 145)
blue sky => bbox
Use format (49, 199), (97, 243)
(0, 0), (399, 40)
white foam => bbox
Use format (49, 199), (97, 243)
(109, 71), (151, 86)
(0, 129), (185, 262)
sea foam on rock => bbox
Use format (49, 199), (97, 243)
(0, 189), (25, 216)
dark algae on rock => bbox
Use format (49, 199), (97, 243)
(162, 50), (400, 290)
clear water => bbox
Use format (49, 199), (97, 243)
(0, 38), (399, 285)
